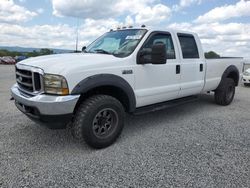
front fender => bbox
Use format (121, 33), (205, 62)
(71, 74), (136, 112)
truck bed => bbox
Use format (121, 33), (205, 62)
(203, 58), (244, 92)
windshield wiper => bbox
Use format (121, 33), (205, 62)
(93, 49), (112, 55)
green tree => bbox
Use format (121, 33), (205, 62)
(40, 48), (53, 55)
(205, 51), (220, 59)
(0, 48), (54, 58)
(0, 49), (22, 57)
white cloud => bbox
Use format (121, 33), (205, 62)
(135, 4), (171, 25)
(168, 22), (250, 57)
(179, 0), (202, 7)
(52, 0), (117, 19)
(0, 23), (75, 49)
(51, 0), (157, 18)
(125, 16), (134, 26)
(37, 8), (44, 14)
(0, 0), (37, 23)
(195, 0), (250, 23)
(51, 0), (171, 25)
(0, 19), (123, 50)
(113, 0), (155, 15)
(173, 0), (202, 11)
(78, 18), (122, 46)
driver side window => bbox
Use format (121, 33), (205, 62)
(142, 33), (176, 59)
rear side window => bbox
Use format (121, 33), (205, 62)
(178, 34), (199, 59)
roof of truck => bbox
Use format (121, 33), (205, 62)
(109, 26), (198, 36)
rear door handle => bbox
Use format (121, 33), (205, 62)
(200, 64), (203, 72)
(176, 65), (180, 74)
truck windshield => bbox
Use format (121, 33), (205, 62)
(85, 29), (147, 58)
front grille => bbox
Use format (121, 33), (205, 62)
(16, 67), (42, 94)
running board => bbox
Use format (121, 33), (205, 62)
(133, 96), (198, 115)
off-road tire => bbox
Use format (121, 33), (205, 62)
(71, 95), (125, 149)
(214, 78), (235, 106)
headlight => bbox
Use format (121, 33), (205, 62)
(44, 74), (69, 95)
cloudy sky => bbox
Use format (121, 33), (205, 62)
(0, 0), (249, 57)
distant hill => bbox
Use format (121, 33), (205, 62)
(0, 46), (73, 54)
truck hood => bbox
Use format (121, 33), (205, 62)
(18, 53), (124, 74)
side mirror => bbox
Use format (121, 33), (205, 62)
(82, 46), (86, 52)
(138, 43), (167, 65)
(151, 43), (167, 64)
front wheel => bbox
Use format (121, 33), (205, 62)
(72, 95), (125, 149)
(214, 78), (235, 106)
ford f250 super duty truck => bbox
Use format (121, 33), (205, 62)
(11, 27), (244, 148)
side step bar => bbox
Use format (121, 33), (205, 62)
(133, 96), (198, 115)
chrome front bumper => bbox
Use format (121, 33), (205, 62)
(11, 84), (80, 115)
(11, 84), (80, 128)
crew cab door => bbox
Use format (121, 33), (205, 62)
(134, 32), (181, 107)
(177, 33), (205, 97)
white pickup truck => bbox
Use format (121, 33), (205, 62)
(11, 27), (244, 148)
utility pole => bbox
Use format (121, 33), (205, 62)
(75, 18), (79, 52)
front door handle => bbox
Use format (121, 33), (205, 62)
(200, 64), (203, 72)
(176, 65), (180, 74)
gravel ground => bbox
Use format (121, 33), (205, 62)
(0, 65), (250, 188)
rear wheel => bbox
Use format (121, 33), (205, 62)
(214, 78), (235, 106)
(72, 95), (125, 149)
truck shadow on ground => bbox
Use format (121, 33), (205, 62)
(123, 94), (216, 132)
